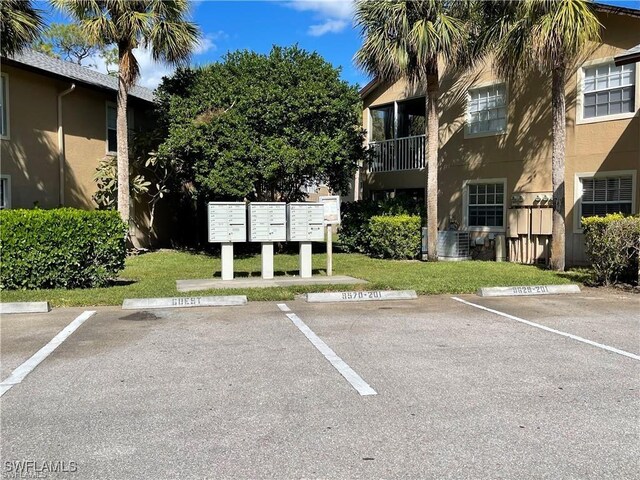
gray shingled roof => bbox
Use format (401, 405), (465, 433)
(614, 44), (640, 66)
(5, 50), (155, 102)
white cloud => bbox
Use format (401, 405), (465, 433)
(308, 19), (348, 36)
(285, 0), (354, 36)
(287, 0), (354, 19)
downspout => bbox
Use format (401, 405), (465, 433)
(57, 83), (76, 206)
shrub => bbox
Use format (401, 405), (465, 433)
(582, 214), (640, 286)
(0, 208), (127, 290)
(339, 197), (424, 254)
(368, 215), (422, 259)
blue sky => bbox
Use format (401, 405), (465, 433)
(41, 0), (640, 90)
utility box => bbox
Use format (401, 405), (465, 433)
(287, 203), (325, 242)
(507, 208), (529, 237)
(208, 202), (247, 243)
(248, 203), (287, 242)
(531, 208), (552, 235)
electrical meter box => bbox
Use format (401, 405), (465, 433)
(287, 203), (325, 242)
(531, 208), (552, 235)
(248, 203), (287, 242)
(208, 202), (247, 243)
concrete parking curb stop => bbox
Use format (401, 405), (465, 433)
(477, 284), (581, 297)
(122, 295), (247, 310)
(0, 302), (51, 314)
(306, 290), (418, 303)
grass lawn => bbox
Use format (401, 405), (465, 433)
(0, 250), (589, 307)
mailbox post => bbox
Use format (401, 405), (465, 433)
(248, 203), (287, 279)
(319, 195), (341, 277)
(287, 203), (325, 278)
(207, 202), (247, 280)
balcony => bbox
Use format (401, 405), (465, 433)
(367, 96), (426, 173)
(368, 134), (426, 173)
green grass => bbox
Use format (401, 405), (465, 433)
(0, 250), (587, 307)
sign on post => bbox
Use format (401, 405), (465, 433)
(319, 195), (341, 277)
(319, 195), (341, 225)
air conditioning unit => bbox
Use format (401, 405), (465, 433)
(422, 229), (471, 261)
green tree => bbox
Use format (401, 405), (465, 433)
(354, 0), (472, 261)
(151, 46), (365, 203)
(486, 0), (600, 271)
(0, 0), (44, 57)
(52, 0), (199, 226)
(32, 22), (118, 73)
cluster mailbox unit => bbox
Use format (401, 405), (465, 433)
(207, 201), (331, 280)
(208, 202), (247, 280)
(287, 203), (325, 278)
(248, 203), (287, 279)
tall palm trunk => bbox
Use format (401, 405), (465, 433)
(116, 50), (130, 226)
(550, 65), (566, 271)
(425, 68), (439, 261)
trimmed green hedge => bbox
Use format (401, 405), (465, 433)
(368, 215), (422, 259)
(0, 209), (127, 290)
(339, 198), (424, 254)
(582, 213), (640, 286)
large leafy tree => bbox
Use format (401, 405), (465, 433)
(32, 22), (118, 73)
(152, 46), (365, 203)
(484, 0), (600, 271)
(52, 0), (199, 225)
(354, 0), (472, 261)
(0, 0), (44, 57)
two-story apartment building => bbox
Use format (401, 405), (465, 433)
(359, 3), (639, 266)
(0, 50), (157, 246)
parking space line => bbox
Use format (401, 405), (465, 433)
(0, 310), (96, 397)
(279, 303), (377, 396)
(451, 297), (640, 361)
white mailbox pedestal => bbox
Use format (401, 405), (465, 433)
(248, 203), (287, 279)
(208, 202), (247, 281)
(288, 203), (325, 278)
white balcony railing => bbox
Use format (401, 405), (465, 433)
(368, 134), (426, 173)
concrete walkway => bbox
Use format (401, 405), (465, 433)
(176, 275), (368, 292)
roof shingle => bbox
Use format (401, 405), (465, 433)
(3, 50), (155, 103)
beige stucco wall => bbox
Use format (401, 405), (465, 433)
(0, 64), (161, 246)
(361, 10), (640, 265)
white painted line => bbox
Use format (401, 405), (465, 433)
(307, 290), (417, 303)
(0, 310), (96, 397)
(122, 295), (246, 310)
(277, 303), (291, 312)
(0, 302), (50, 314)
(451, 297), (640, 361)
(477, 284), (580, 297)
(280, 304), (376, 396)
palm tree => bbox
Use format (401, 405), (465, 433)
(486, 0), (600, 271)
(354, 0), (472, 261)
(0, 0), (44, 57)
(52, 0), (199, 225)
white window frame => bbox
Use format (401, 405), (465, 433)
(0, 175), (11, 209)
(462, 178), (507, 233)
(573, 170), (637, 233)
(1, 73), (10, 140)
(577, 57), (640, 125)
(465, 81), (508, 139)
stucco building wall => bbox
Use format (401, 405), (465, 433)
(360, 9), (640, 265)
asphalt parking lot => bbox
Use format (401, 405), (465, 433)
(1, 289), (638, 479)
